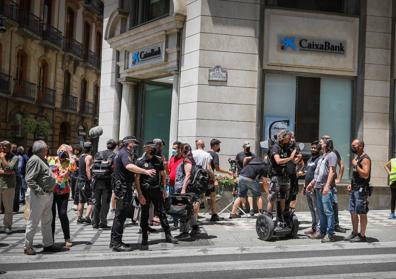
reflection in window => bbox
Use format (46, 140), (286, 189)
(127, 0), (170, 29)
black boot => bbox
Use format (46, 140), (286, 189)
(165, 232), (178, 244)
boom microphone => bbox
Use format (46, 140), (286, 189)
(89, 126), (103, 138)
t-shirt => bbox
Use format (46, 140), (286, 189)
(168, 155), (183, 186)
(207, 150), (219, 171)
(314, 151), (338, 189)
(136, 154), (164, 187)
(235, 151), (256, 172)
(240, 157), (269, 180)
(192, 149), (212, 170)
(305, 155), (320, 186)
(174, 158), (193, 192)
(113, 147), (135, 182)
(269, 143), (288, 176)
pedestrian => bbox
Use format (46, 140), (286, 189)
(16, 146), (28, 205)
(167, 141), (184, 227)
(303, 140), (321, 237)
(77, 142), (94, 224)
(235, 141), (256, 174)
(24, 140), (61, 255)
(70, 144), (82, 211)
(322, 135), (347, 233)
(48, 144), (76, 248)
(91, 139), (117, 229)
(346, 139), (371, 242)
(135, 141), (178, 250)
(384, 154), (396, 219)
(110, 136), (156, 252)
(207, 138), (233, 221)
(0, 141), (19, 234)
(306, 136), (337, 243)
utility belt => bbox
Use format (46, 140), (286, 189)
(351, 183), (372, 196)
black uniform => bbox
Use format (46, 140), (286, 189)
(268, 143), (290, 202)
(235, 151), (256, 174)
(110, 147), (135, 247)
(136, 154), (171, 239)
(92, 149), (115, 227)
(77, 154), (92, 204)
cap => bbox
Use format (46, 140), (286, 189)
(83, 141), (92, 149)
(106, 139), (117, 146)
(153, 138), (165, 146)
(210, 138), (221, 147)
(243, 141), (251, 148)
(144, 141), (157, 149)
(122, 136), (139, 144)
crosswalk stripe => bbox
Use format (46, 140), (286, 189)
(2, 253), (396, 278)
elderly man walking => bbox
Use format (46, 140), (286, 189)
(24, 140), (61, 255)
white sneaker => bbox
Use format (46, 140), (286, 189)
(5, 227), (12, 234)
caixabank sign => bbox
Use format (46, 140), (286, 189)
(128, 43), (164, 68)
(279, 35), (346, 55)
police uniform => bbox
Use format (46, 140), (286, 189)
(110, 146), (135, 248)
(136, 154), (171, 243)
(349, 153), (371, 214)
(268, 143), (290, 202)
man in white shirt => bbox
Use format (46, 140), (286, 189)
(192, 139), (212, 170)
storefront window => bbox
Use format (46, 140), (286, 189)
(127, 0), (170, 29)
(264, 73), (352, 180)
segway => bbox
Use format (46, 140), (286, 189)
(256, 204), (299, 241)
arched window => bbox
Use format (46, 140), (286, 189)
(94, 83), (99, 116)
(83, 21), (91, 57)
(65, 8), (75, 49)
(80, 78), (87, 113)
(15, 49), (27, 82)
(95, 31), (102, 58)
(38, 60), (49, 100)
(64, 70), (71, 96)
(42, 0), (53, 26)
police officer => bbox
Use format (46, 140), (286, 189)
(135, 141), (178, 250)
(109, 136), (156, 252)
(91, 139), (117, 229)
(267, 130), (296, 223)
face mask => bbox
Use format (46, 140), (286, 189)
(171, 149), (177, 156)
(351, 147), (357, 154)
(217, 148), (221, 153)
(57, 151), (67, 159)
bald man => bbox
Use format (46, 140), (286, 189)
(346, 139), (371, 242)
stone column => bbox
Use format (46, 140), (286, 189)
(119, 80), (136, 139)
(168, 74), (179, 156)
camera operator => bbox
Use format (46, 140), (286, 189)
(267, 130), (296, 224)
(346, 139), (371, 242)
(235, 142), (256, 174)
(135, 141), (178, 250)
(109, 136), (156, 252)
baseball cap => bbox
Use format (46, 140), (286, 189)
(153, 138), (165, 146)
(243, 141), (251, 148)
(122, 136), (140, 144)
(210, 138), (221, 147)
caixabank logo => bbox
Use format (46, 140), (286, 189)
(279, 35), (345, 55)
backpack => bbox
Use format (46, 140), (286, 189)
(91, 151), (114, 179)
(187, 164), (210, 194)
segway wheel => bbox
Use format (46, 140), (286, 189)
(256, 213), (274, 241)
(289, 214), (299, 238)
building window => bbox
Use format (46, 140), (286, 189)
(42, 0), (53, 25)
(65, 8), (75, 41)
(266, 0), (360, 16)
(16, 49), (27, 82)
(127, 0), (170, 29)
(83, 21), (91, 51)
(80, 78), (87, 112)
(38, 60), (49, 99)
(0, 43), (2, 72)
(264, 73), (352, 179)
(94, 84), (99, 115)
(95, 31), (102, 58)
(64, 71), (71, 96)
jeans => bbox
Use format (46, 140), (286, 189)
(17, 175), (27, 203)
(316, 188), (335, 237)
(92, 180), (112, 226)
(306, 189), (319, 231)
(51, 193), (70, 240)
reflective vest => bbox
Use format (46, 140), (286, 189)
(389, 158), (396, 185)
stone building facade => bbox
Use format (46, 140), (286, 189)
(0, 0), (103, 153)
(99, 0), (395, 203)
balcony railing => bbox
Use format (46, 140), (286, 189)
(84, 0), (104, 16)
(13, 80), (37, 101)
(0, 0), (18, 22)
(81, 101), (95, 115)
(18, 10), (42, 37)
(0, 73), (11, 95)
(42, 24), (63, 48)
(37, 87), (55, 106)
(84, 48), (101, 70)
(62, 95), (78, 111)
(64, 38), (84, 59)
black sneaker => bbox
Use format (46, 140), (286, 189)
(99, 224), (111, 230)
(109, 242), (130, 249)
(190, 226), (201, 237)
(165, 233), (178, 244)
(210, 214), (222, 222)
(148, 227), (158, 233)
(84, 217), (92, 224)
(249, 209), (255, 217)
(349, 233), (367, 243)
(334, 225), (347, 233)
(77, 217), (84, 224)
(92, 224), (99, 229)
(175, 232), (190, 240)
(112, 245), (133, 252)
